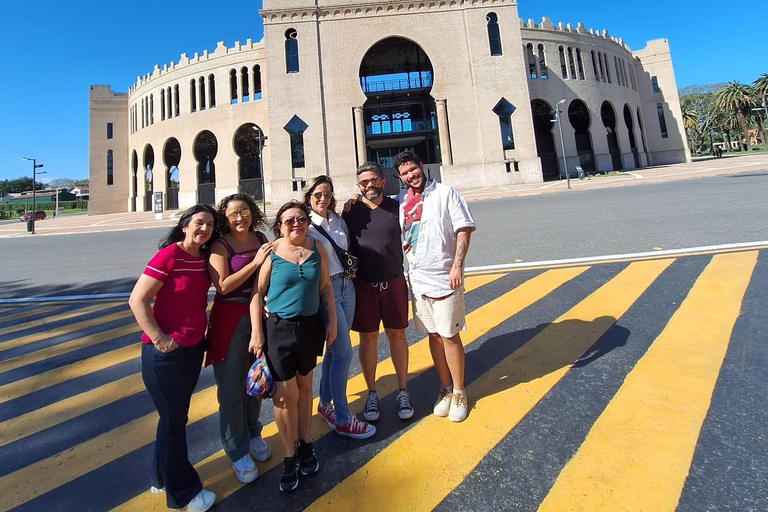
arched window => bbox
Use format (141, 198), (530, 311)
(107, 150), (114, 185)
(230, 69), (238, 104)
(614, 56), (621, 86)
(526, 43), (537, 79)
(604, 53), (611, 83)
(622, 60), (629, 88)
(253, 65), (262, 100)
(598, 52), (606, 82)
(559, 46), (568, 79)
(591, 50), (599, 81)
(174, 85), (180, 116)
(567, 47), (577, 79)
(190, 79), (197, 113)
(486, 13), (502, 56)
(160, 89), (166, 121)
(284, 115), (308, 168)
(657, 103), (668, 138)
(576, 48), (585, 80)
(199, 76), (206, 110)
(285, 28), (300, 73)
(149, 94), (154, 125)
(167, 86), (172, 117)
(208, 74), (216, 108)
(630, 65), (637, 90)
(241, 66), (250, 102)
(538, 44), (548, 79)
(493, 98), (516, 150)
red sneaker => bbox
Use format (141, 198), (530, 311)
(334, 416), (376, 440)
(317, 402), (335, 429)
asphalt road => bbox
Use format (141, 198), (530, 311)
(1, 171), (767, 299)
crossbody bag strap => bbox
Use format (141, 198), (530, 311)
(311, 221), (344, 253)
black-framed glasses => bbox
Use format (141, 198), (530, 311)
(226, 209), (252, 222)
(358, 177), (382, 187)
(312, 192), (333, 200)
(282, 216), (309, 226)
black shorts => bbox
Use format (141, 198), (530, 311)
(264, 312), (324, 382)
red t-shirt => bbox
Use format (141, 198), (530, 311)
(140, 244), (211, 347)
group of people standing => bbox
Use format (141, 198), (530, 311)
(129, 151), (475, 511)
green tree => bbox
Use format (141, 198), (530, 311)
(0, 177), (48, 197)
(751, 72), (767, 148)
(715, 81), (757, 151)
(73, 178), (89, 187)
(49, 178), (75, 189)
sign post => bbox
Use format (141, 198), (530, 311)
(153, 192), (163, 220)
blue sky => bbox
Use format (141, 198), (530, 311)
(0, 1), (763, 183)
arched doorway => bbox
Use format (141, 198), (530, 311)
(131, 150), (138, 212)
(143, 145), (155, 211)
(531, 99), (558, 180)
(359, 37), (439, 195)
(623, 104), (640, 168)
(164, 138), (181, 210)
(233, 124), (266, 201)
(601, 101), (622, 171)
(568, 100), (595, 173)
(194, 130), (217, 205)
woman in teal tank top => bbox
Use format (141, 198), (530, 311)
(248, 201), (337, 493)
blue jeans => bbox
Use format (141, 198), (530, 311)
(141, 341), (204, 510)
(319, 274), (356, 424)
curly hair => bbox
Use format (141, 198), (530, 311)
(159, 204), (219, 253)
(271, 200), (311, 238)
(302, 175), (337, 213)
(215, 193), (267, 235)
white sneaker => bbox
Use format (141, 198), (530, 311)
(433, 388), (453, 417)
(149, 486), (164, 494)
(232, 453), (259, 484)
(249, 436), (272, 462)
(186, 489), (216, 512)
(448, 392), (468, 422)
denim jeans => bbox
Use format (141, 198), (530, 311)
(212, 312), (263, 462)
(319, 274), (356, 424)
(141, 341), (204, 510)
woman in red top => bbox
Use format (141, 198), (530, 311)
(207, 193), (273, 484)
(128, 204), (219, 512)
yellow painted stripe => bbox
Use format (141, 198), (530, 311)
(304, 259), (674, 512)
(0, 306), (66, 329)
(0, 344), (138, 404)
(0, 373), (145, 448)
(0, 323), (140, 374)
(537, 252), (757, 512)
(0, 307), (130, 353)
(113, 267), (585, 511)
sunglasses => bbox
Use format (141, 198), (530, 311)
(226, 209), (252, 222)
(358, 177), (382, 187)
(282, 216), (309, 226)
(312, 192), (333, 200)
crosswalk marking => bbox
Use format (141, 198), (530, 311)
(111, 268), (583, 511)
(536, 251), (757, 512)
(0, 305), (67, 328)
(304, 259), (673, 512)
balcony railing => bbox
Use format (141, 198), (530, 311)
(361, 73), (433, 93)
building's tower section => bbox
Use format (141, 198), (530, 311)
(89, 85), (129, 214)
(634, 39), (691, 165)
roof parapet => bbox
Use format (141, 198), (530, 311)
(520, 16), (632, 52)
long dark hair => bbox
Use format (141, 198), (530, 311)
(216, 193), (267, 235)
(159, 204), (219, 253)
(271, 200), (311, 238)
(302, 175), (337, 213)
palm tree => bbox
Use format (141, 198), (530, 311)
(715, 81), (757, 151)
(680, 105), (701, 152)
(751, 72), (767, 148)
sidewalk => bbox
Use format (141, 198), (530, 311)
(2, 153), (766, 238)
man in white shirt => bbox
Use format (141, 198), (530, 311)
(394, 151), (476, 422)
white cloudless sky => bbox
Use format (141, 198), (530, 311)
(0, 0), (763, 182)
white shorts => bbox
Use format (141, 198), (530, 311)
(411, 287), (466, 339)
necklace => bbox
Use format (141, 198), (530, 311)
(294, 245), (305, 260)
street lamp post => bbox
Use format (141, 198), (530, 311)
(552, 99), (570, 190)
(254, 127), (268, 214)
(21, 157), (46, 234)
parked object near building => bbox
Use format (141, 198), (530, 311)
(89, 0), (690, 215)
(19, 210), (46, 222)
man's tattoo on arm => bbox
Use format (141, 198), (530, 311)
(453, 240), (467, 268)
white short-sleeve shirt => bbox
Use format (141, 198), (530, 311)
(308, 210), (350, 278)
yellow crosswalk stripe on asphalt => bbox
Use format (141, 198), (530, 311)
(536, 251), (757, 512)
(304, 259), (673, 512)
(0, 305), (130, 353)
(0, 305), (67, 329)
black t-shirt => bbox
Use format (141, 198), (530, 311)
(342, 197), (403, 282)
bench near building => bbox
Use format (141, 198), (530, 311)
(88, 0), (690, 215)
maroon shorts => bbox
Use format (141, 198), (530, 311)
(351, 274), (409, 333)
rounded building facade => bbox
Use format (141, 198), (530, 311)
(89, 0), (689, 215)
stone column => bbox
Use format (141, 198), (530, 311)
(435, 99), (453, 165)
(354, 106), (367, 167)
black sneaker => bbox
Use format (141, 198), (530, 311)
(297, 440), (319, 476)
(363, 391), (380, 421)
(279, 456), (299, 492)
(397, 389), (414, 420)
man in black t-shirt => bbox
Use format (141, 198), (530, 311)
(342, 162), (413, 422)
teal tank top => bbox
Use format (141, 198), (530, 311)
(266, 248), (321, 318)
